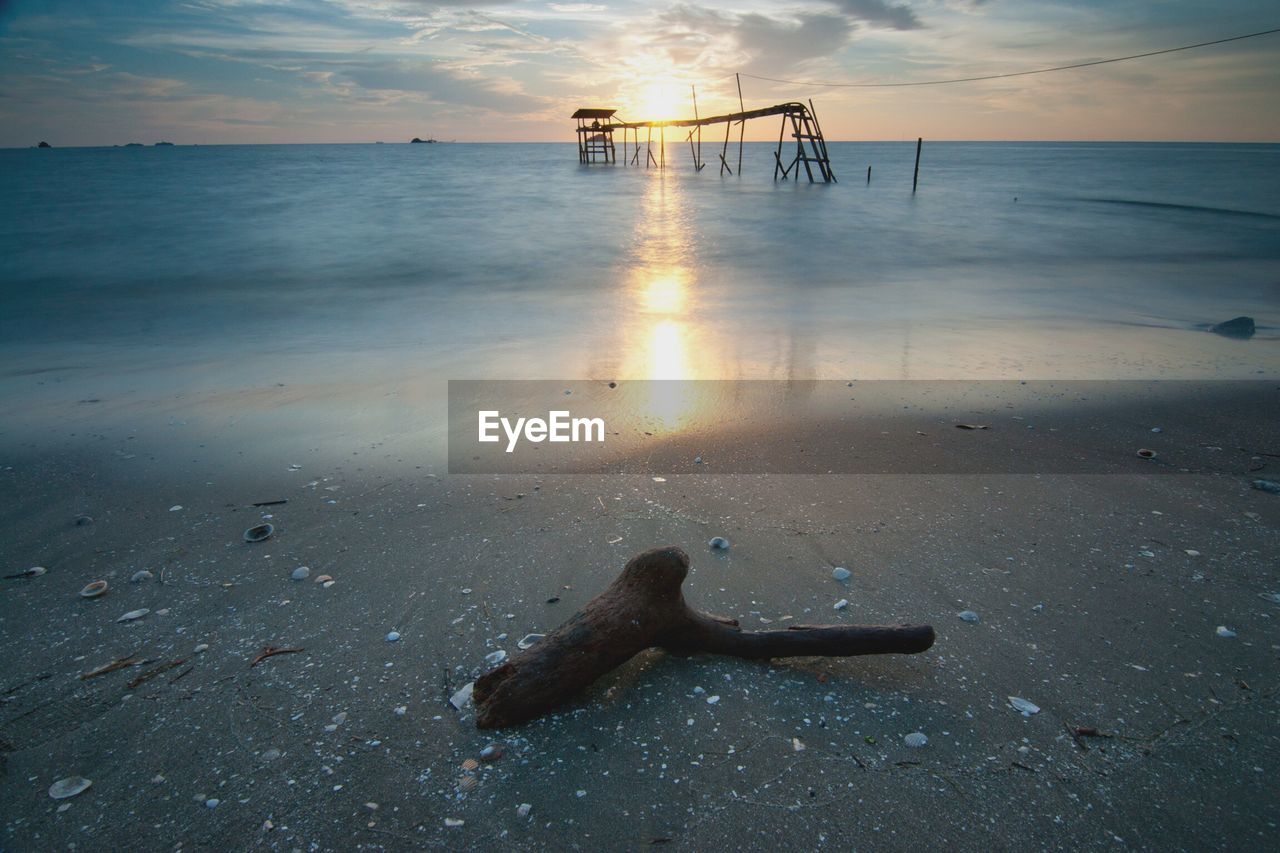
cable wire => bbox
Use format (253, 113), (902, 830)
(737, 26), (1280, 88)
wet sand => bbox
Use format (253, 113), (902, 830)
(2, 383), (1278, 850)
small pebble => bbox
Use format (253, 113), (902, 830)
(193, 643), (209, 654)
(332, 712), (347, 725)
(706, 695), (720, 704)
(516, 803), (532, 818)
(364, 802), (379, 813)
(834, 599), (849, 610)
(386, 631), (401, 643)
(261, 748), (282, 762)
(205, 799), (220, 809)
(903, 732), (928, 748)
(1150, 427), (1163, 433)
(831, 567), (851, 581)
(291, 566), (310, 581)
(709, 537), (730, 550)
(394, 705), (407, 716)
(1216, 626), (1237, 638)
(957, 610), (980, 623)
(169, 505), (183, 512)
(479, 744), (503, 762)
(444, 818), (464, 827)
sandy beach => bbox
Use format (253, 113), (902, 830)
(2, 371), (1277, 850)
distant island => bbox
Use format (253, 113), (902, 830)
(155, 141), (174, 146)
(410, 137), (437, 144)
(36, 141), (50, 148)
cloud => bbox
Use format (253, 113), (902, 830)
(829, 0), (922, 30)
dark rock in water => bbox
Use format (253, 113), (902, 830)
(154, 141), (174, 146)
(124, 142), (144, 147)
(1209, 316), (1255, 339)
(37, 141), (51, 148)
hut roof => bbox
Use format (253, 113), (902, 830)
(572, 108), (617, 119)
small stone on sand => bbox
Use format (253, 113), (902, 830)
(832, 567), (851, 581)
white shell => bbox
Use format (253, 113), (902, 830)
(484, 649), (507, 666)
(79, 581), (108, 598)
(1215, 626), (1237, 638)
(449, 681), (474, 710)
(833, 599), (849, 610)
(1008, 696), (1040, 715)
(517, 633), (545, 650)
(48, 777), (92, 799)
(957, 610), (980, 623)
(130, 570), (154, 583)
(116, 608), (150, 622)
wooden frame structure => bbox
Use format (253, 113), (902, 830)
(572, 98), (835, 183)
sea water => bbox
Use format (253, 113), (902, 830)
(1, 142), (1276, 458)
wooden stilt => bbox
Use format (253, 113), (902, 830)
(736, 74), (745, 176)
(913, 137), (922, 192)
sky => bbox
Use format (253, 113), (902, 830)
(1, 0), (1277, 145)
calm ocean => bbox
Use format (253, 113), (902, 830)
(1, 142), (1276, 389)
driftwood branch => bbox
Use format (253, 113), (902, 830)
(474, 546), (935, 728)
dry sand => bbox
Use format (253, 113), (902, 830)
(1, 382), (1278, 851)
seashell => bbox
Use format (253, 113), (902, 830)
(48, 777), (92, 799)
(290, 566), (310, 581)
(322, 581), (335, 588)
(130, 570), (154, 583)
(5, 566), (47, 579)
(243, 523), (274, 543)
(79, 580), (108, 598)
(903, 732), (928, 748)
(1136, 448), (1156, 459)
(834, 599), (849, 610)
(708, 537), (730, 550)
(516, 803), (532, 818)
(444, 818), (465, 827)
(1215, 626), (1236, 638)
(484, 649), (507, 666)
(456, 775), (478, 792)
(517, 633), (545, 650)
(1008, 696), (1040, 715)
(957, 610), (980, 623)
(449, 682), (474, 710)
(75, 515), (93, 526)
(460, 758), (479, 772)
(116, 608), (150, 622)
(314, 574), (333, 584)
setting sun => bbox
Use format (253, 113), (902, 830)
(634, 82), (687, 122)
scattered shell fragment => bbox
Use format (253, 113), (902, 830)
(955, 423), (989, 430)
(48, 777), (92, 800)
(1008, 696), (1040, 716)
(479, 744), (503, 762)
(444, 818), (465, 827)
(363, 802), (379, 813)
(130, 570), (154, 583)
(394, 705), (407, 716)
(708, 537), (730, 550)
(243, 523), (274, 543)
(484, 650), (507, 666)
(290, 566), (310, 581)
(261, 748), (282, 762)
(831, 567), (851, 581)
(957, 610), (980, 623)
(193, 643), (209, 654)
(314, 574), (333, 584)
(386, 631), (401, 643)
(79, 580), (108, 599)
(456, 775), (478, 793)
(460, 758), (479, 772)
(706, 695), (720, 704)
(834, 599), (849, 610)
(516, 803), (532, 818)
(116, 608), (150, 623)
(449, 681), (475, 710)
(792, 737), (805, 752)
(75, 515), (93, 526)
(332, 711), (348, 725)
(903, 732), (928, 748)
(1259, 592), (1280, 605)
(1215, 626), (1237, 638)
(5, 566), (46, 579)
(1184, 550), (1201, 557)
(517, 633), (545, 650)
(169, 505), (183, 512)
(1136, 448), (1156, 459)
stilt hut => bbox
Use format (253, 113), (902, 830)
(573, 108), (617, 164)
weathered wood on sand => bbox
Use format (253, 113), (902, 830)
(473, 546), (935, 728)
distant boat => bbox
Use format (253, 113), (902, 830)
(410, 137), (438, 144)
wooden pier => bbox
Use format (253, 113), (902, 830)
(574, 98), (835, 183)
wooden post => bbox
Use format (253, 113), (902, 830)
(719, 119), (732, 176)
(736, 73), (745, 176)
(867, 165), (871, 184)
(660, 126), (665, 168)
(913, 137), (922, 193)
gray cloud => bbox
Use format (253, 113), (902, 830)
(829, 0), (922, 30)
(649, 5), (857, 75)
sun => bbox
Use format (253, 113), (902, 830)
(635, 82), (686, 122)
